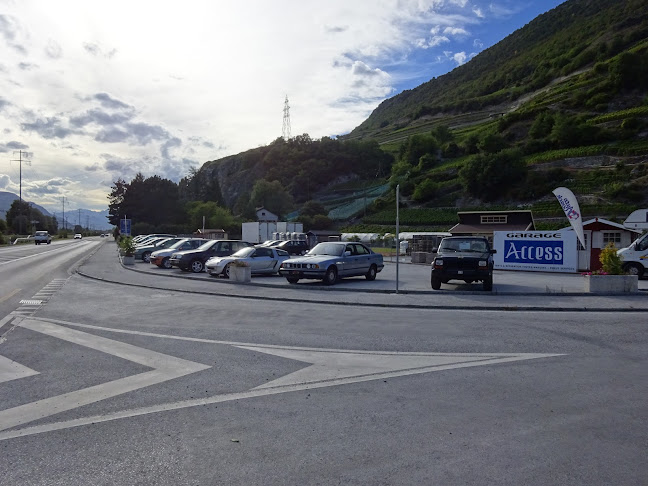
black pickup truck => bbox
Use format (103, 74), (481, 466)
(430, 236), (496, 291)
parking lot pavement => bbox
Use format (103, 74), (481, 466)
(78, 241), (648, 311)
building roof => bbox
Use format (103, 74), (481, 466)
(559, 217), (642, 233)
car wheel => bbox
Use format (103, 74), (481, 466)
(190, 260), (204, 273)
(431, 275), (441, 290)
(161, 257), (172, 269)
(483, 274), (493, 291)
(623, 262), (644, 278)
(223, 263), (231, 279)
(142, 251), (151, 263)
(286, 276), (299, 284)
(323, 266), (338, 285)
(365, 264), (377, 281)
(47, 241), (51, 244)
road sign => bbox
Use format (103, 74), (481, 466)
(119, 219), (131, 236)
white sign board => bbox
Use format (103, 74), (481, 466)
(493, 231), (578, 273)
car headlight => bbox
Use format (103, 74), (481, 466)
(434, 259), (443, 266)
(479, 260), (487, 267)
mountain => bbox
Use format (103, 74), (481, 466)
(0, 191), (112, 230)
(0, 191), (52, 220)
(176, 0), (648, 229)
(348, 0), (648, 138)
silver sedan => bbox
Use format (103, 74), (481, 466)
(205, 246), (291, 278)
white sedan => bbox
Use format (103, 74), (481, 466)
(206, 246), (291, 278)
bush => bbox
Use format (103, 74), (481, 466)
(599, 242), (624, 275)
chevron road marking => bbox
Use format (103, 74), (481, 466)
(0, 318), (563, 441)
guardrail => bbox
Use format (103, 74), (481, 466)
(12, 237), (34, 245)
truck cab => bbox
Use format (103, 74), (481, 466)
(618, 233), (648, 278)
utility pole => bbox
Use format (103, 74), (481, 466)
(61, 196), (67, 232)
(10, 150), (31, 204)
(78, 209), (81, 229)
(10, 150), (31, 235)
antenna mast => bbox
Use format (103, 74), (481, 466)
(282, 95), (291, 141)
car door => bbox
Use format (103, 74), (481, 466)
(339, 244), (357, 276)
(250, 247), (274, 272)
(352, 243), (372, 275)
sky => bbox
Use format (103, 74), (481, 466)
(0, 0), (565, 213)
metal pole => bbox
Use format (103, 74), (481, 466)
(396, 184), (400, 294)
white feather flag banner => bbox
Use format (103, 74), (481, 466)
(553, 187), (586, 249)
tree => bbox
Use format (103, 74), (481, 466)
(107, 178), (128, 226)
(300, 201), (328, 218)
(478, 133), (507, 154)
(459, 150), (528, 201)
(185, 201), (235, 232)
(249, 179), (294, 218)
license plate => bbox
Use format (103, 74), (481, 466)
(291, 270), (300, 275)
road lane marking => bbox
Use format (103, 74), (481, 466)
(0, 354), (39, 383)
(0, 319), (210, 434)
(0, 289), (21, 304)
(0, 317), (563, 441)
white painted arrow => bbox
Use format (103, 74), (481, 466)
(235, 346), (562, 389)
(0, 354), (39, 384)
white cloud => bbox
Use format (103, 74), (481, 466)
(453, 52), (468, 64)
(0, 0), (562, 211)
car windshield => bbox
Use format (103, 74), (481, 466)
(169, 239), (190, 249)
(197, 240), (217, 251)
(440, 239), (487, 252)
(232, 247), (255, 258)
(308, 243), (344, 256)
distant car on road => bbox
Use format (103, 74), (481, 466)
(206, 246), (291, 278)
(169, 239), (252, 273)
(74, 233), (82, 239)
(34, 231), (52, 245)
(279, 241), (384, 285)
(149, 238), (209, 269)
(430, 236), (496, 291)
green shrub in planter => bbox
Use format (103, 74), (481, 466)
(119, 236), (136, 256)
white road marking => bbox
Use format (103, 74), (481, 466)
(0, 354), (39, 383)
(0, 319), (210, 434)
(0, 289), (21, 304)
(0, 317), (563, 442)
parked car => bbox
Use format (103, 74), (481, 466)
(149, 238), (209, 269)
(274, 239), (310, 255)
(206, 246), (291, 278)
(133, 233), (175, 244)
(169, 239), (252, 273)
(74, 233), (82, 239)
(258, 240), (282, 247)
(133, 237), (183, 262)
(430, 236), (496, 291)
(34, 231), (52, 245)
(279, 241), (384, 285)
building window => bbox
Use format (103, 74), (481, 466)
(480, 215), (507, 224)
(602, 232), (621, 246)
(577, 233), (588, 251)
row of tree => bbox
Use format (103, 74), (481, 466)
(107, 173), (334, 236)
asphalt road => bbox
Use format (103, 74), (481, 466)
(0, 240), (646, 485)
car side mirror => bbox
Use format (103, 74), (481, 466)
(490, 249), (497, 254)
(431, 248), (438, 253)
(345, 251), (352, 256)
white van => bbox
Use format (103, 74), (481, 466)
(618, 232), (648, 278)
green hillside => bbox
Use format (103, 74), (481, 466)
(181, 0), (648, 232)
